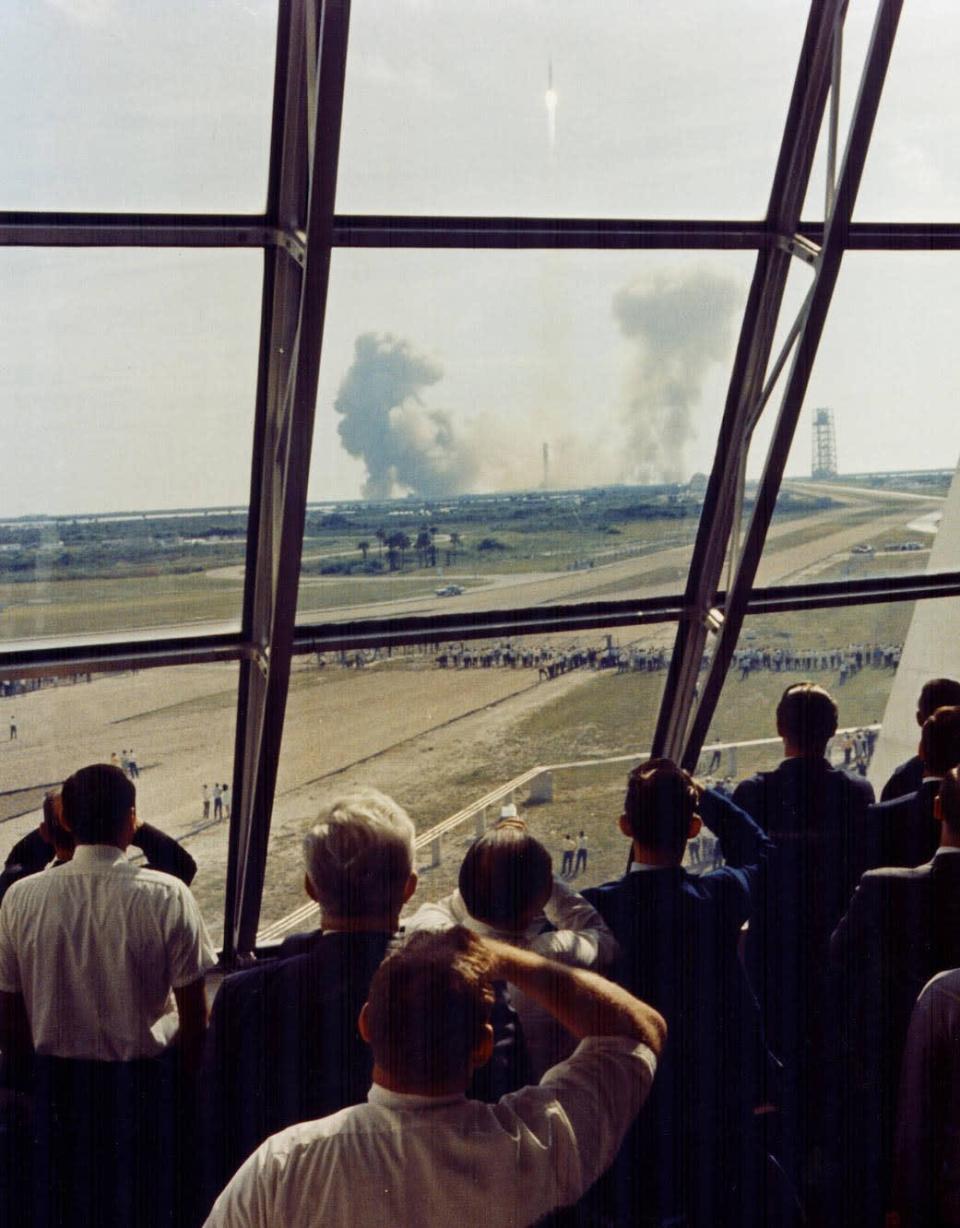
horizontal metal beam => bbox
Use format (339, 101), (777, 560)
(0, 214), (276, 248)
(0, 628), (247, 682)
(4, 212), (960, 254)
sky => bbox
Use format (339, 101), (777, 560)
(2, 0), (960, 517)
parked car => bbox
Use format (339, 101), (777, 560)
(435, 584), (464, 597)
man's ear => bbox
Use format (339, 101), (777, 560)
(304, 874), (319, 903)
(618, 813), (632, 838)
(688, 815), (703, 839)
(935, 795), (944, 824)
(358, 1002), (371, 1044)
(402, 872), (418, 904)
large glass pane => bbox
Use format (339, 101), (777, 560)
(855, 0), (960, 221)
(0, 1), (277, 212)
(801, 1), (960, 223)
(0, 662), (238, 947)
(707, 602), (910, 785)
(300, 248), (754, 621)
(0, 249), (262, 643)
(257, 627), (672, 941)
(743, 253), (960, 590)
(339, 0), (806, 218)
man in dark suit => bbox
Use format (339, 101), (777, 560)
(198, 790), (417, 1213)
(732, 683), (874, 1212)
(880, 677), (960, 803)
(832, 766), (960, 1218)
(581, 759), (774, 1227)
(869, 703), (960, 870)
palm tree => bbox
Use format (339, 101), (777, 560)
(415, 528), (432, 567)
(375, 527), (386, 560)
(386, 531), (411, 571)
(357, 540), (370, 562)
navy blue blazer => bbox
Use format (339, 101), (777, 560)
(733, 758), (874, 1015)
(880, 753), (924, 803)
(581, 790), (772, 1225)
(199, 931), (393, 1211)
(832, 852), (960, 1095)
(866, 778), (941, 872)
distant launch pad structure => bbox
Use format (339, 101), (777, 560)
(812, 407), (838, 479)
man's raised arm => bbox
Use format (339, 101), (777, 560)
(481, 937), (666, 1055)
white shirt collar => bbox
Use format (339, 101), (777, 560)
(630, 861), (668, 873)
(70, 845), (127, 867)
(934, 846), (960, 858)
(368, 1084), (465, 1110)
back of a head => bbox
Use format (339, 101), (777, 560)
(365, 928), (493, 1089)
(919, 678), (960, 723)
(302, 789), (415, 922)
(920, 706), (960, 776)
(938, 767), (960, 836)
(623, 758), (700, 858)
(42, 791), (74, 858)
(60, 764), (135, 845)
(458, 826), (553, 930)
(776, 682), (838, 756)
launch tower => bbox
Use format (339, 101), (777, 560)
(812, 407), (838, 479)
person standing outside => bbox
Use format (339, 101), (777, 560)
(574, 831), (588, 876)
(561, 834), (575, 877)
(202, 784), (210, 821)
(8, 715), (16, 741)
(213, 784), (224, 822)
(221, 784), (230, 820)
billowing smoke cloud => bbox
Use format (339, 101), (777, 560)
(334, 333), (480, 499)
(334, 267), (740, 499)
(613, 267), (739, 483)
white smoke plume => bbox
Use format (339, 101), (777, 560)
(334, 333), (480, 499)
(612, 267), (740, 483)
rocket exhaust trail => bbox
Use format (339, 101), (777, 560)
(545, 58), (557, 151)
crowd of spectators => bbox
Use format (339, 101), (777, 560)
(3, 676), (960, 1225)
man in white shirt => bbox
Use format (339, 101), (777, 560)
(205, 927), (664, 1228)
(0, 763), (215, 1066)
(0, 763), (217, 1227)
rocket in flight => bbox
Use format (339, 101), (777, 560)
(545, 58), (558, 150)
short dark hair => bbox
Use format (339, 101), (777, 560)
(458, 827), (553, 929)
(61, 764), (135, 845)
(776, 683), (838, 755)
(623, 758), (700, 857)
(919, 679), (960, 723)
(938, 767), (960, 835)
(364, 929), (494, 1088)
(920, 706), (960, 776)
